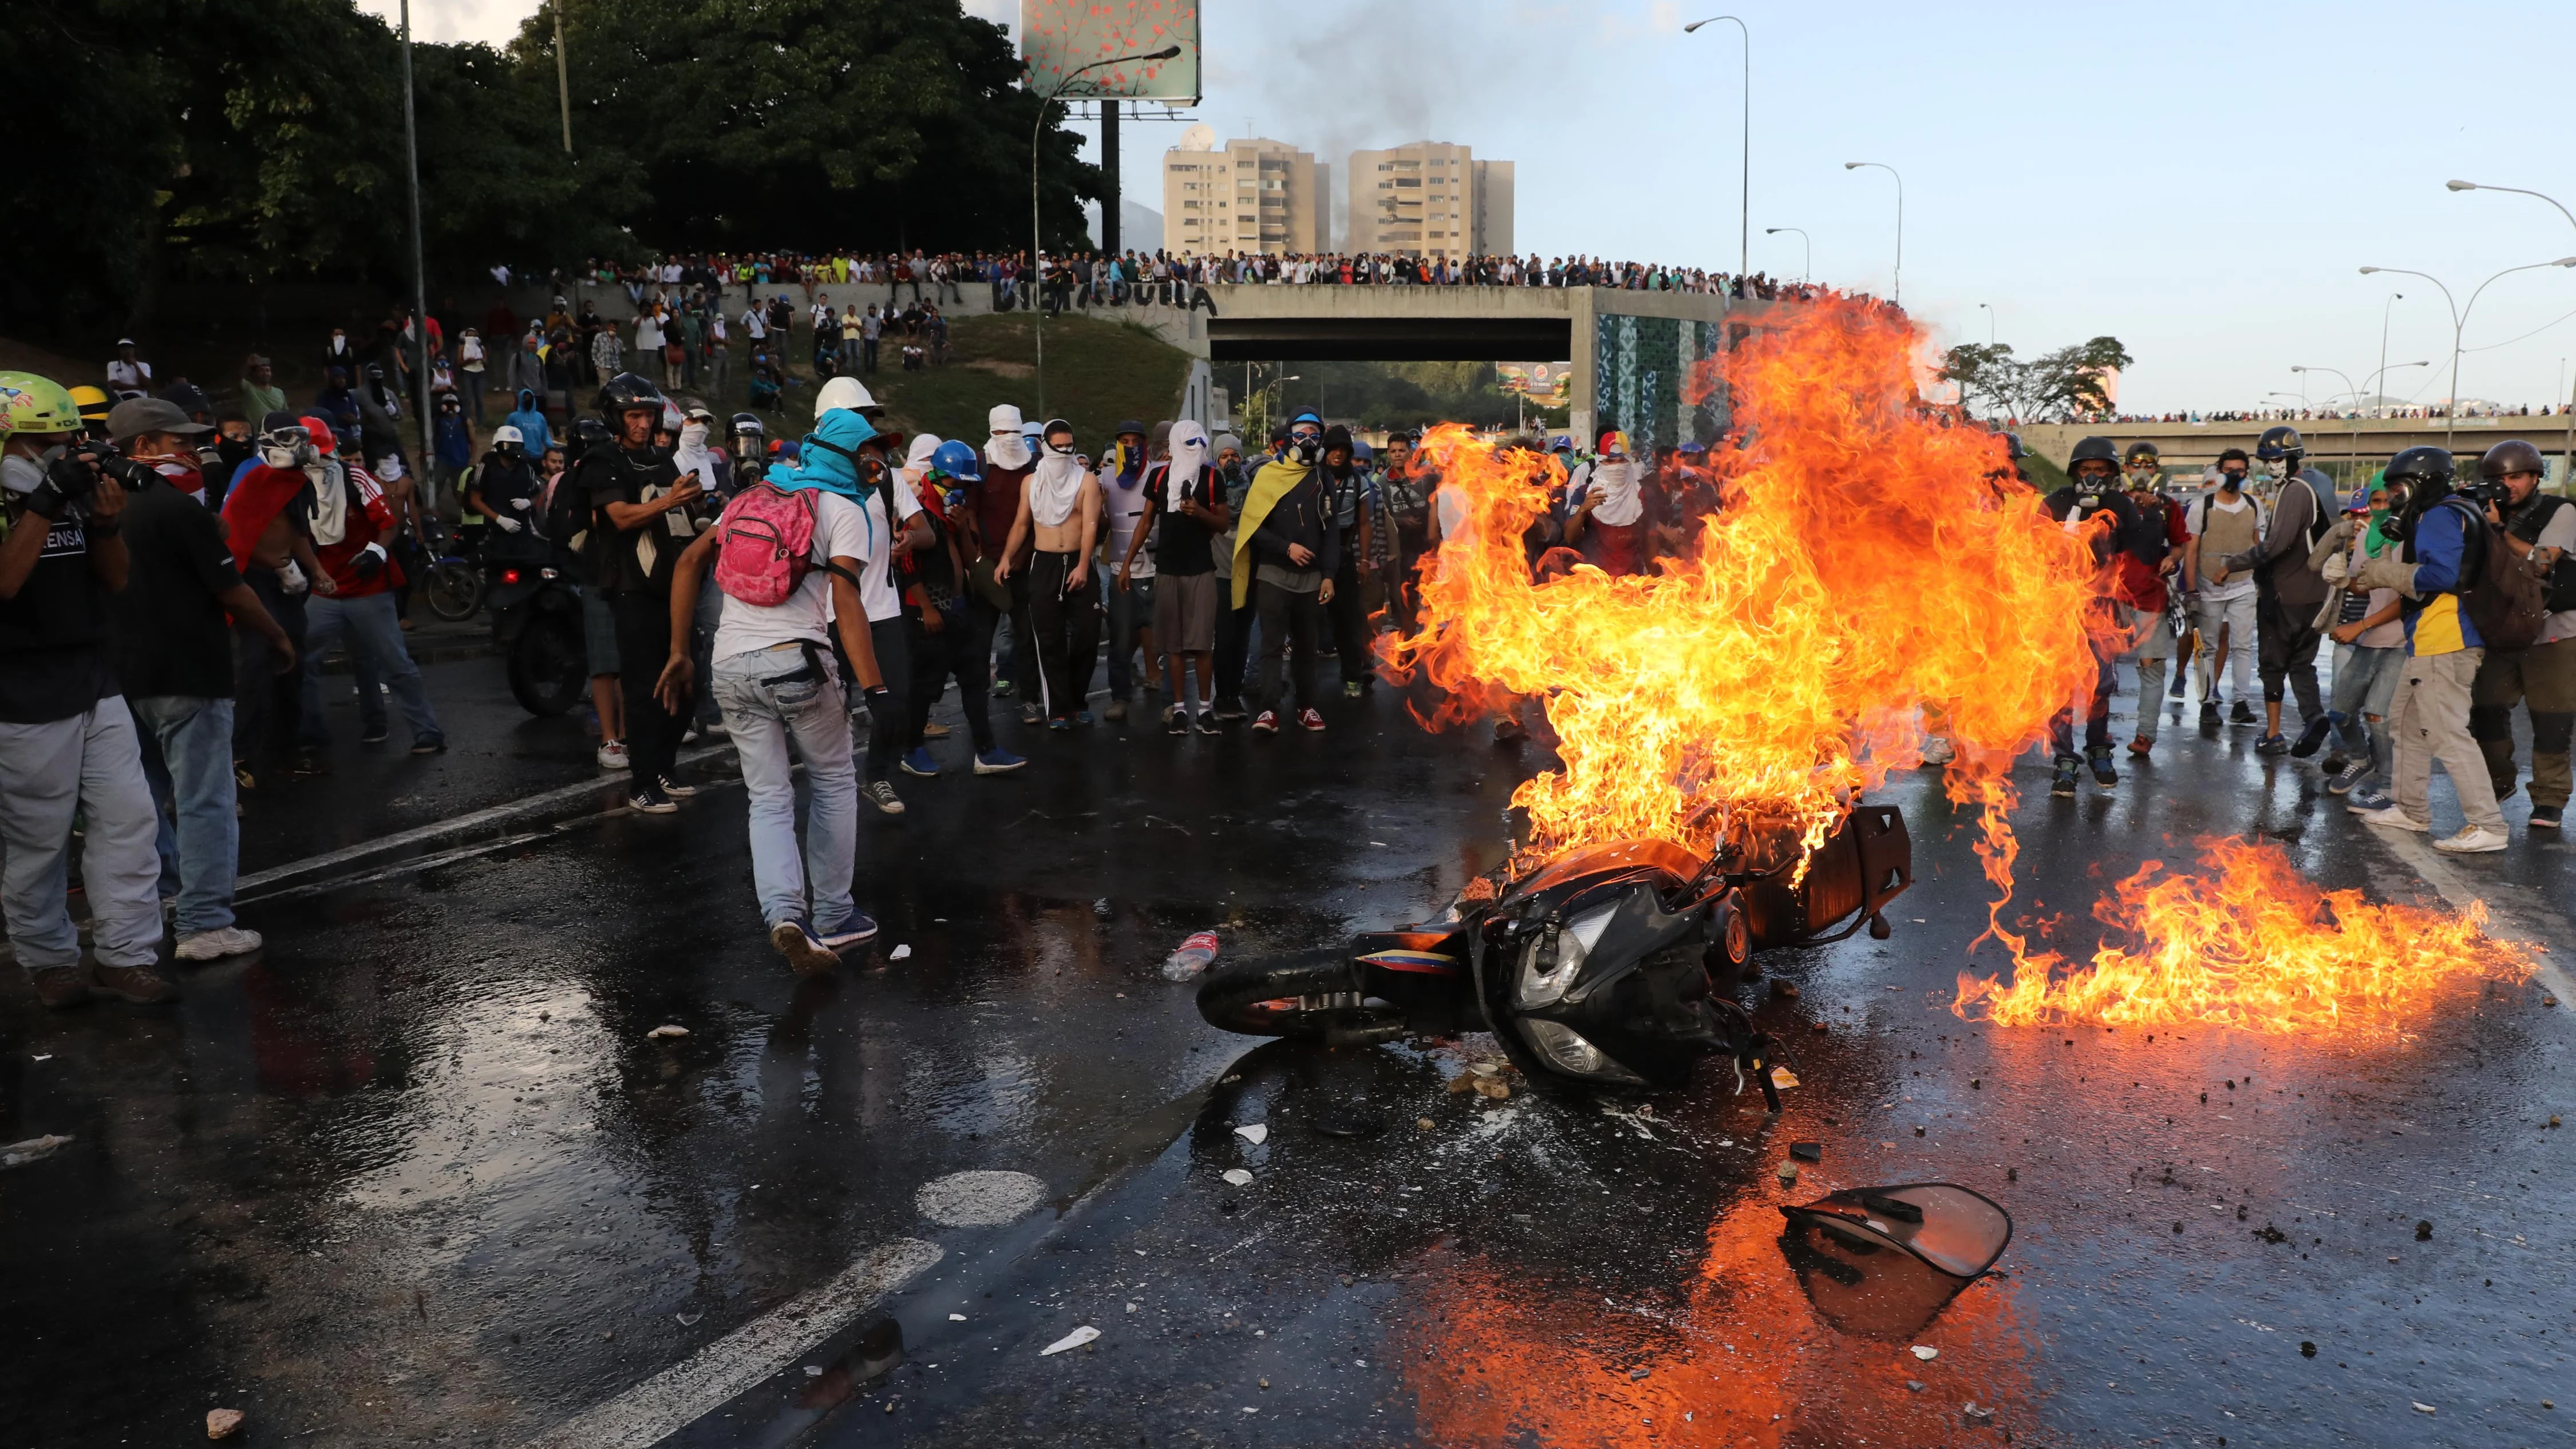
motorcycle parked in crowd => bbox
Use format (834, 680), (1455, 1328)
(481, 525), (587, 716)
(1196, 806), (1914, 1097)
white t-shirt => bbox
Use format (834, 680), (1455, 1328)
(1103, 476), (1156, 581)
(2538, 504), (2576, 645)
(859, 479), (924, 622)
(713, 490), (870, 663)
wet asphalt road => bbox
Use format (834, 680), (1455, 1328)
(0, 649), (2568, 1449)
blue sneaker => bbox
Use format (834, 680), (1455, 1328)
(2327, 759), (2374, 796)
(1076, 709), (1095, 725)
(900, 747), (940, 777)
(2346, 785), (2394, 814)
(1048, 717), (1072, 732)
(815, 913), (879, 950)
(973, 748), (1028, 775)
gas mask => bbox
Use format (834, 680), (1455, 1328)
(260, 429), (313, 470)
(2219, 468), (2249, 490)
(1289, 428), (1323, 467)
(2261, 458), (2289, 481)
(0, 448), (51, 496)
(732, 431), (763, 463)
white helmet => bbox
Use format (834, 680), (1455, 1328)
(492, 424), (526, 449)
(815, 375), (881, 418)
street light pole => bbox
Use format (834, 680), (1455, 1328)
(1843, 161), (1901, 305)
(1030, 46), (1180, 417)
(398, 0), (432, 499)
(1683, 16), (1751, 278)
(1763, 227), (1808, 283)
(552, 1), (573, 152)
(2375, 292), (2403, 418)
(1977, 302), (1994, 347)
(2448, 180), (2576, 488)
(2361, 259), (2576, 449)
(2293, 365), (2363, 485)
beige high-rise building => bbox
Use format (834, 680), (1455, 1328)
(1161, 136), (1329, 256)
(1347, 141), (1515, 260)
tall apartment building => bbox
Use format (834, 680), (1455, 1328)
(1346, 141), (1515, 260)
(1161, 137), (1329, 256)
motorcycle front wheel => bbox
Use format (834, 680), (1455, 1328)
(1196, 949), (1405, 1046)
(508, 613), (587, 716)
(425, 559), (485, 622)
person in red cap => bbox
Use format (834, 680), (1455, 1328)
(287, 417), (447, 765)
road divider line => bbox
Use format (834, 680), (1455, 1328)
(519, 1237), (943, 1449)
(237, 743), (735, 891)
(2366, 824), (2576, 1004)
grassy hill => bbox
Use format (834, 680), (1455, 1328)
(758, 311), (1195, 456)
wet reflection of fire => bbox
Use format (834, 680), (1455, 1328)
(1387, 294), (2107, 868)
(1954, 837), (2537, 1037)
(1395, 1186), (2033, 1446)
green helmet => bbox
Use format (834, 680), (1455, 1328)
(0, 372), (82, 440)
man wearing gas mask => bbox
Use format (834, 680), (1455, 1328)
(2042, 437), (2148, 795)
(2183, 448), (2263, 727)
(2223, 425), (2336, 755)
(0, 372), (173, 1006)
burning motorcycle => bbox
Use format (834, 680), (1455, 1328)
(1196, 806), (1913, 1098)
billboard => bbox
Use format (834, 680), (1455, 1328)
(1020, 1), (1201, 103)
(1498, 362), (1572, 408)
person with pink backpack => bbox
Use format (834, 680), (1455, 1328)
(655, 408), (891, 973)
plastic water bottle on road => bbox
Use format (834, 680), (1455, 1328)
(1160, 930), (1222, 981)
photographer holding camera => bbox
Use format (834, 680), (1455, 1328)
(2466, 439), (2576, 830)
(0, 372), (173, 1007)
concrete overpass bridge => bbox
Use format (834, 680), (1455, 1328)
(2018, 417), (2576, 488)
(1132, 284), (1765, 449)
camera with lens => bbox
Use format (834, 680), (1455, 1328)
(2456, 477), (2514, 515)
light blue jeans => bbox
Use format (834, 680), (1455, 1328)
(2330, 642), (2404, 779)
(712, 643), (858, 933)
(129, 695), (239, 935)
(299, 590), (445, 748)
(0, 698), (164, 971)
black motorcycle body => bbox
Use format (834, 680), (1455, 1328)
(1198, 806), (1913, 1094)
(483, 530), (588, 717)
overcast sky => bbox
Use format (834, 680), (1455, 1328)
(366, 0), (2576, 416)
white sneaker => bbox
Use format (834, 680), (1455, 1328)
(2433, 826), (2510, 854)
(176, 926), (264, 961)
(2356, 806), (2431, 832)
(597, 740), (629, 771)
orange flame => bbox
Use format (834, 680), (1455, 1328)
(1386, 294), (2112, 864)
(1954, 836), (2538, 1038)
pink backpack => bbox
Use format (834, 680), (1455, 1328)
(713, 483), (824, 606)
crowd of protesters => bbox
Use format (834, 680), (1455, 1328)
(2017, 425), (2576, 856)
(12, 275), (2566, 998)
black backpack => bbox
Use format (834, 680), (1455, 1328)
(2438, 497), (2551, 652)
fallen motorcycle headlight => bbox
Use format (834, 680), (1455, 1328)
(1514, 902), (1619, 1009)
(1519, 1018), (1648, 1085)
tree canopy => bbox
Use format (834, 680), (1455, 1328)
(1938, 336), (2135, 424)
(4, 0), (1099, 338)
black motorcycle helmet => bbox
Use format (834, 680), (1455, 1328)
(729, 410), (765, 462)
(2123, 440), (2160, 467)
(2255, 424), (2305, 465)
(566, 416), (613, 464)
(2478, 438), (2549, 481)
(2379, 445), (2457, 541)
(2067, 435), (2121, 471)
(595, 371), (665, 418)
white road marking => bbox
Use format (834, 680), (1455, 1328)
(238, 744), (734, 891)
(2365, 825), (2576, 1004)
(518, 1237), (942, 1449)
